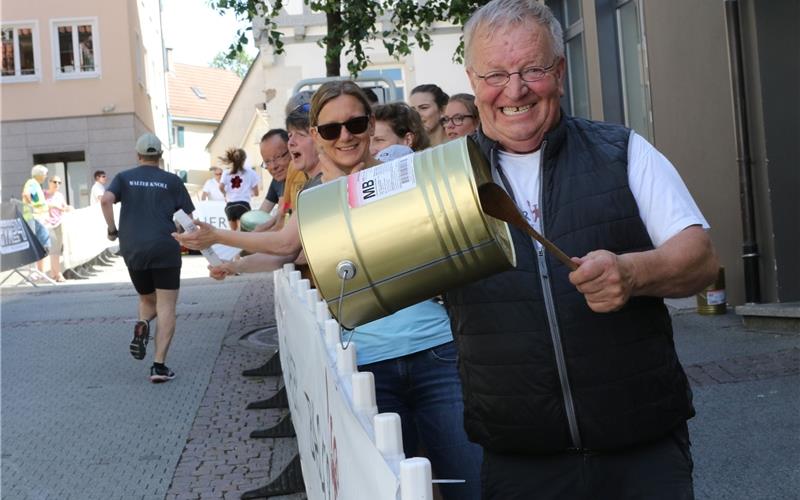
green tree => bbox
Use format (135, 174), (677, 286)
(210, 49), (254, 78)
(209, 0), (488, 77)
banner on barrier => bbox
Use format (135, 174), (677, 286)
(1, 202), (47, 271)
(190, 201), (240, 262)
(276, 273), (398, 500)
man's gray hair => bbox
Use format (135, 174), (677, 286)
(31, 164), (48, 177)
(464, 0), (564, 66)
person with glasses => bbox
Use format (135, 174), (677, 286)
(219, 148), (259, 231)
(173, 81), (482, 499)
(257, 129), (291, 216)
(369, 102), (430, 157)
(441, 93), (480, 140)
(409, 84), (450, 148)
(444, 1), (718, 498)
(45, 176), (72, 282)
(203, 97), (323, 279)
(90, 170), (107, 206)
(201, 167), (225, 202)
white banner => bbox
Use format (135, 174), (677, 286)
(192, 201), (241, 262)
(275, 272), (399, 500)
(61, 204), (119, 269)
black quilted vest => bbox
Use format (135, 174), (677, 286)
(445, 114), (694, 454)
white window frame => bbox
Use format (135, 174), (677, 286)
(1, 20), (41, 83)
(50, 17), (101, 80)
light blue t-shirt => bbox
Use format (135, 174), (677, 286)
(352, 299), (453, 366)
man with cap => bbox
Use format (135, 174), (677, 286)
(101, 133), (195, 383)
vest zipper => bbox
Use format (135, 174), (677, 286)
(535, 141), (583, 450)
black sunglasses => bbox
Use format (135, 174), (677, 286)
(315, 116), (370, 141)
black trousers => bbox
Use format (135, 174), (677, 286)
(481, 424), (694, 500)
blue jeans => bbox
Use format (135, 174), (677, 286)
(359, 341), (482, 500)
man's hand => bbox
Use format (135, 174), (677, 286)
(107, 230), (118, 242)
(172, 220), (216, 250)
(208, 261), (237, 281)
(568, 250), (635, 313)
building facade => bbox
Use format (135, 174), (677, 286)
(545, 0), (798, 305)
(208, 1), (472, 164)
(1, 0), (169, 208)
(166, 59), (241, 180)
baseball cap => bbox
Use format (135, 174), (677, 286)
(135, 133), (163, 155)
(375, 144), (414, 163)
(285, 90), (314, 115)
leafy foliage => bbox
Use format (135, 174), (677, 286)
(209, 0), (489, 77)
(210, 49), (255, 77)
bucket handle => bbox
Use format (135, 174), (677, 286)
(336, 260), (358, 350)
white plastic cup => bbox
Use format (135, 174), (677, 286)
(375, 412), (404, 457)
(336, 342), (357, 379)
(316, 301), (331, 323)
(400, 457), (433, 500)
(324, 319), (339, 354)
(289, 270), (301, 288)
(296, 277), (310, 296)
(306, 289), (319, 310)
(352, 372), (378, 417)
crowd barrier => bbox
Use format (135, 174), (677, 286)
(60, 204), (119, 270)
(44, 200), (230, 275)
(274, 264), (435, 500)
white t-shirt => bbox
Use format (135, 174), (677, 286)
(202, 178), (225, 202)
(90, 181), (105, 205)
(494, 132), (708, 249)
(221, 168), (259, 204)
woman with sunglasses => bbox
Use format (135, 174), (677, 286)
(369, 102), (430, 157)
(173, 81), (481, 499)
(45, 176), (72, 282)
(219, 148), (259, 231)
(441, 93), (480, 140)
(409, 84), (450, 148)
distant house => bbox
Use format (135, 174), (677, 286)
(1, 0), (169, 208)
(166, 58), (241, 178)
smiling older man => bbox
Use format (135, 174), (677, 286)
(443, 0), (719, 498)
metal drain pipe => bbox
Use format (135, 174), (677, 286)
(724, 0), (761, 303)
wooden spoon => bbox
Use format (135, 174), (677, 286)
(478, 182), (578, 271)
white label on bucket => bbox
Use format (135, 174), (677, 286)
(348, 155), (416, 208)
(706, 289), (726, 305)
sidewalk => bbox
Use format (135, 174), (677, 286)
(1, 255), (298, 500)
(2, 257), (798, 499)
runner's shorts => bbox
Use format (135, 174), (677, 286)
(224, 201), (251, 221)
(128, 267), (181, 295)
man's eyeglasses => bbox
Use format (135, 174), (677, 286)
(314, 116), (370, 141)
(440, 114), (474, 126)
(473, 59), (559, 87)
(261, 150), (290, 168)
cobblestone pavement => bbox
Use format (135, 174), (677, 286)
(164, 276), (304, 500)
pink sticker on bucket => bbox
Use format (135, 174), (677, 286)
(347, 156), (416, 208)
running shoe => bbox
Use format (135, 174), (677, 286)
(129, 320), (149, 360)
(149, 364), (176, 383)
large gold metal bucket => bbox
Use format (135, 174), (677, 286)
(296, 136), (516, 329)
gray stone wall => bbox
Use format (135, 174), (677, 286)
(1, 114), (145, 201)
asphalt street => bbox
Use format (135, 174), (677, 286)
(1, 256), (798, 499)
